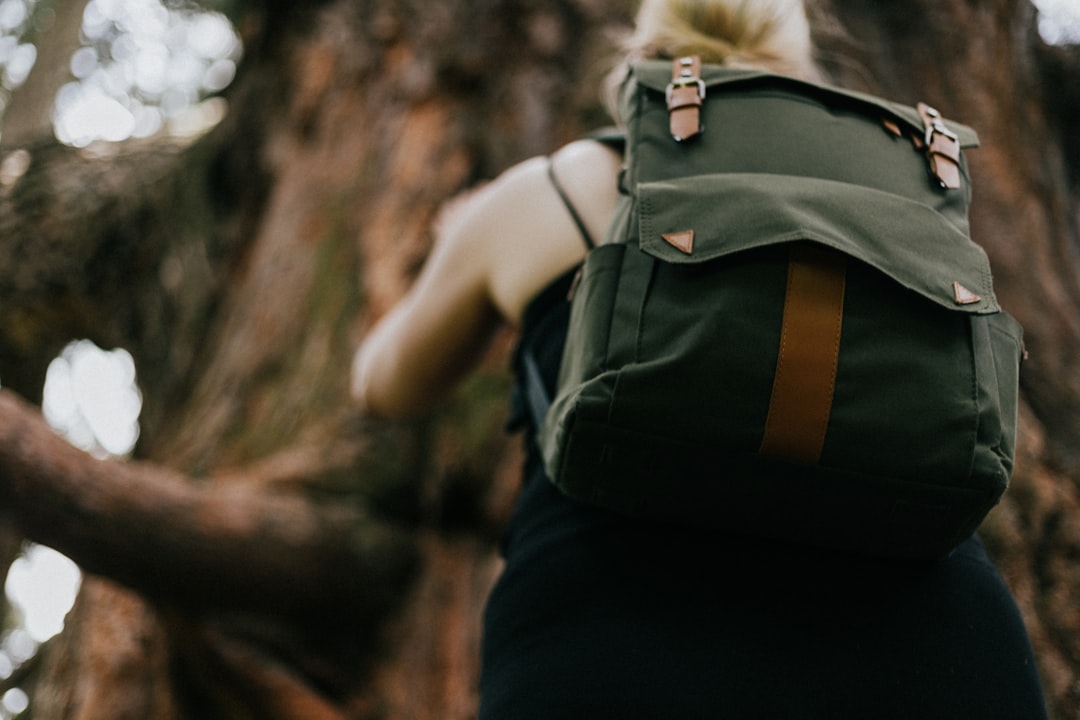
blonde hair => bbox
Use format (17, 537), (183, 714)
(601, 0), (820, 121)
(625, 0), (818, 77)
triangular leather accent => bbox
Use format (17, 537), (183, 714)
(662, 230), (695, 255)
(953, 281), (981, 305)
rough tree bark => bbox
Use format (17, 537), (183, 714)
(0, 0), (1076, 718)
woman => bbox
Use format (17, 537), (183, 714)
(352, 1), (1047, 716)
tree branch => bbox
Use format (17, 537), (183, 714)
(0, 390), (417, 626)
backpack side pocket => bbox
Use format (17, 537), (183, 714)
(970, 312), (1023, 492)
(542, 243), (626, 489)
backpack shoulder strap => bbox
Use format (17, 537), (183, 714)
(521, 345), (552, 434)
(587, 127), (626, 153)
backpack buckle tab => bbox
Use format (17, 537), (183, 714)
(666, 56), (705, 142)
(918, 102), (962, 189)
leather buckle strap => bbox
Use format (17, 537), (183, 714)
(666, 56), (705, 142)
(759, 244), (847, 465)
(917, 102), (961, 189)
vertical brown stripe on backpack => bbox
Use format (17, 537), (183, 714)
(758, 244), (847, 464)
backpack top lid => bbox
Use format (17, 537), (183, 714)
(627, 60), (980, 149)
(616, 59), (999, 315)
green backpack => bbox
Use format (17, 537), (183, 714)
(535, 57), (1025, 559)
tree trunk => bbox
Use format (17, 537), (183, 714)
(0, 0), (1076, 718)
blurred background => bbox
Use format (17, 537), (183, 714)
(0, 0), (1078, 718)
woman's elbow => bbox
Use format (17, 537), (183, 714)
(351, 347), (398, 417)
(350, 345), (432, 419)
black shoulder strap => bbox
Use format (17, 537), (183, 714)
(545, 130), (627, 250)
(547, 158), (596, 250)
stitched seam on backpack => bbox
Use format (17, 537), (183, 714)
(964, 317), (980, 484)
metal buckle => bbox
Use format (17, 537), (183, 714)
(665, 76), (706, 106)
(922, 106), (958, 147)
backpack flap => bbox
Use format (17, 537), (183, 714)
(637, 171), (1000, 314)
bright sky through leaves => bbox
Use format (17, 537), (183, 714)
(0, 0), (240, 145)
(56, 0), (240, 146)
(43, 340), (142, 458)
(1033, 0), (1080, 44)
(4, 545), (81, 643)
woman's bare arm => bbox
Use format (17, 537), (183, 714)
(351, 140), (621, 418)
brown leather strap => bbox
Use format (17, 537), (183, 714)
(917, 102), (962, 189)
(759, 244), (847, 465)
(667, 56), (704, 142)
